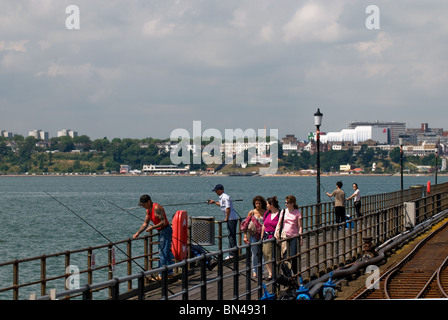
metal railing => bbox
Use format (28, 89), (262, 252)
(2, 182), (448, 300)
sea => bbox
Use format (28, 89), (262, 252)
(0, 174), (446, 299)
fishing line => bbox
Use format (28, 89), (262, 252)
(44, 192), (173, 293)
(320, 184), (333, 200)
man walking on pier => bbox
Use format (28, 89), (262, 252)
(208, 184), (239, 259)
(326, 181), (346, 227)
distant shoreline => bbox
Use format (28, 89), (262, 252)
(0, 173), (445, 177)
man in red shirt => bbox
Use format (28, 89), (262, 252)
(133, 194), (174, 278)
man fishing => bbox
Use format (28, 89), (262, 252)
(133, 194), (174, 278)
(207, 184), (239, 259)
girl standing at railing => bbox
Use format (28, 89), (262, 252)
(275, 195), (303, 275)
(262, 196), (280, 281)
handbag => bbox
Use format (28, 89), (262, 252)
(240, 212), (253, 232)
(247, 216), (263, 240)
(275, 209), (287, 255)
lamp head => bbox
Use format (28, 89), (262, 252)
(314, 108), (323, 127)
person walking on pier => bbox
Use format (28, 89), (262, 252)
(326, 181), (346, 226)
(347, 183), (362, 217)
(208, 184), (239, 259)
(133, 194), (174, 278)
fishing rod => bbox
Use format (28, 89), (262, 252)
(98, 200), (244, 213)
(320, 184), (333, 200)
(44, 192), (173, 293)
(164, 199), (243, 207)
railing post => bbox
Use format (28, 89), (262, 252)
(87, 248), (93, 286)
(64, 251), (70, 291)
(218, 222), (223, 251)
(182, 261), (189, 300)
(245, 243), (251, 300)
(217, 251), (224, 300)
(161, 267), (169, 300)
(138, 271), (145, 300)
(257, 242), (263, 299)
(111, 278), (119, 300)
(127, 239), (132, 291)
(200, 254), (207, 300)
(233, 248), (239, 300)
(108, 244), (113, 299)
(40, 255), (46, 297)
(13, 260), (19, 300)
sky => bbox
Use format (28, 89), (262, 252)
(1, 0), (448, 140)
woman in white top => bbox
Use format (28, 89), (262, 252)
(347, 183), (362, 217)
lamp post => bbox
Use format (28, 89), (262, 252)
(435, 139), (439, 185)
(399, 137), (403, 190)
(314, 108), (323, 225)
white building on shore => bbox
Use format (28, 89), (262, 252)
(142, 164), (189, 174)
(321, 126), (389, 145)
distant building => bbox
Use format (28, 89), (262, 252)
(120, 165), (131, 174)
(281, 134), (298, 155)
(142, 164), (189, 174)
(58, 129), (78, 138)
(29, 130), (49, 141)
(321, 126), (389, 145)
(0, 130), (14, 138)
(404, 123), (448, 146)
(349, 121), (405, 145)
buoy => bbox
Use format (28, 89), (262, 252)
(171, 210), (188, 261)
(427, 181), (431, 194)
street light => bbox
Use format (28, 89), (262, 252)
(435, 139), (439, 185)
(399, 137), (403, 190)
(314, 108), (323, 225)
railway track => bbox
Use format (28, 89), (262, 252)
(350, 219), (448, 300)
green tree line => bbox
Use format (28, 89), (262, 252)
(0, 135), (441, 174)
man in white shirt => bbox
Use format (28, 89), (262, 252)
(208, 184), (239, 258)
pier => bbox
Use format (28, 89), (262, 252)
(1, 182), (448, 300)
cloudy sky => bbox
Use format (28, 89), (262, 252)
(1, 0), (448, 140)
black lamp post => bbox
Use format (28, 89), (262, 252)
(314, 108), (323, 224)
(399, 137), (403, 190)
(435, 139), (439, 185)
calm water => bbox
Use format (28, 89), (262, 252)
(0, 174), (446, 299)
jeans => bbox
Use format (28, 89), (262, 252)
(227, 219), (238, 257)
(158, 225), (174, 275)
(283, 237), (298, 274)
(249, 235), (264, 275)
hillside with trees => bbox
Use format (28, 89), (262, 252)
(0, 135), (441, 175)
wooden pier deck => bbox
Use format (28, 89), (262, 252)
(128, 223), (368, 301)
(138, 257), (264, 300)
